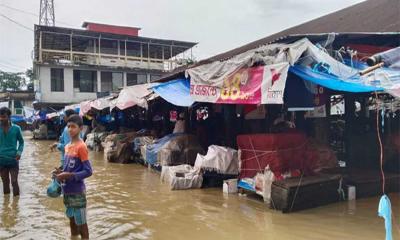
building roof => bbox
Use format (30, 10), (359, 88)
(82, 22), (141, 30)
(82, 22), (141, 37)
(158, 0), (400, 81)
(201, 0), (400, 64)
(35, 24), (197, 49)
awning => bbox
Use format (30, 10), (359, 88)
(289, 65), (383, 93)
(46, 112), (59, 119)
(91, 97), (111, 111)
(115, 83), (158, 110)
(11, 115), (25, 123)
(64, 104), (81, 113)
(79, 100), (92, 116)
(152, 79), (194, 107)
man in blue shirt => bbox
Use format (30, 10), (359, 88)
(51, 109), (77, 167)
(0, 107), (24, 196)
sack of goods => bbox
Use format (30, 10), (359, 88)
(161, 165), (203, 190)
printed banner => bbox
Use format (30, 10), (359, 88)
(190, 63), (289, 104)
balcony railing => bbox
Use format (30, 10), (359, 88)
(38, 49), (189, 72)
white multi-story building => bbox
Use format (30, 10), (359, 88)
(33, 22), (197, 107)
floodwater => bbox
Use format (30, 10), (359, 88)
(0, 135), (399, 240)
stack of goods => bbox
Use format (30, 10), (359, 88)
(161, 165), (203, 190)
(194, 145), (239, 187)
(102, 131), (137, 163)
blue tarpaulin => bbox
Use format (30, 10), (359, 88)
(152, 79), (194, 107)
(289, 65), (384, 92)
(11, 115), (25, 123)
(145, 133), (185, 165)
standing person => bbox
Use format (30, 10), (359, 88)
(55, 114), (92, 239)
(0, 107), (24, 196)
(50, 109), (77, 167)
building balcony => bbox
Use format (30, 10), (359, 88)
(39, 49), (170, 71)
(34, 25), (197, 72)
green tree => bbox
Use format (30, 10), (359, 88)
(25, 68), (34, 84)
(0, 70), (26, 91)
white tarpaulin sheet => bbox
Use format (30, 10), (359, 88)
(186, 39), (312, 104)
(80, 100), (92, 115)
(91, 97), (112, 111)
(0, 101), (9, 109)
(115, 83), (158, 110)
(186, 38), (360, 104)
(64, 103), (80, 111)
(161, 165), (203, 190)
(194, 145), (239, 175)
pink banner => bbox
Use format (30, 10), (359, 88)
(190, 63), (288, 104)
(216, 66), (264, 104)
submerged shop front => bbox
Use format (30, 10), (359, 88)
(183, 37), (400, 212)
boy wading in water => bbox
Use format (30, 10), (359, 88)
(50, 109), (78, 168)
(55, 114), (92, 239)
(0, 107), (24, 196)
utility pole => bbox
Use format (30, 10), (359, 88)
(39, 0), (55, 26)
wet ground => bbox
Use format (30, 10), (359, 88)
(0, 135), (399, 239)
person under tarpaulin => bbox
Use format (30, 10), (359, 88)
(173, 112), (186, 134)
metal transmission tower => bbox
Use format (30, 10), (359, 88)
(39, 0), (55, 26)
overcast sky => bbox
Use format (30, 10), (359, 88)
(0, 0), (364, 72)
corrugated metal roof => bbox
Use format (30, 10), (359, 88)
(158, 0), (400, 81)
(201, 0), (400, 64)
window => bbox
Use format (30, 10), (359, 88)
(127, 73), (137, 86)
(150, 74), (161, 82)
(138, 74), (147, 84)
(50, 68), (64, 92)
(126, 42), (141, 57)
(101, 72), (123, 92)
(127, 73), (147, 86)
(73, 70), (97, 92)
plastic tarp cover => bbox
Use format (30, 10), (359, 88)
(290, 65), (383, 92)
(46, 112), (59, 119)
(11, 115), (25, 123)
(0, 102), (8, 108)
(80, 100), (92, 115)
(91, 97), (111, 111)
(161, 164), (203, 190)
(194, 145), (239, 175)
(237, 133), (317, 179)
(152, 79), (194, 107)
(145, 133), (185, 165)
(186, 38), (329, 104)
(157, 134), (204, 166)
(64, 104), (80, 113)
(115, 83), (158, 110)
(132, 136), (154, 152)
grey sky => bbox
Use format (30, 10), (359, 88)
(0, 0), (364, 72)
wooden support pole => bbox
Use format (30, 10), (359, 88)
(39, 31), (43, 62)
(124, 40), (127, 66)
(70, 34), (73, 62)
(98, 36), (101, 65)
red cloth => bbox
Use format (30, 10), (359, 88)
(237, 133), (317, 179)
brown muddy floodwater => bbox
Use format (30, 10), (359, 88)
(0, 135), (399, 239)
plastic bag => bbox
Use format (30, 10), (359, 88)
(47, 178), (62, 198)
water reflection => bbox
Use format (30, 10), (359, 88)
(1, 195), (19, 229)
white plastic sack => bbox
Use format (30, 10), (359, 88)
(161, 165), (203, 190)
(194, 145), (239, 175)
(85, 133), (95, 149)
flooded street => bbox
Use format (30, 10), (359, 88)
(0, 136), (399, 240)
